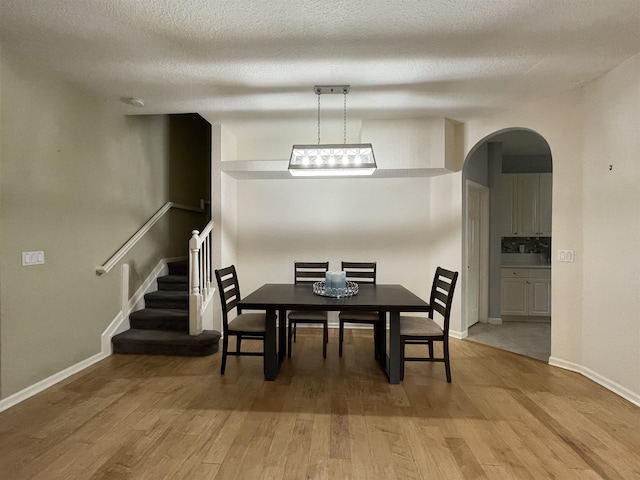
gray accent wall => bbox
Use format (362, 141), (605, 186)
(0, 51), (172, 397)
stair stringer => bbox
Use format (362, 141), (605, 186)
(100, 256), (187, 354)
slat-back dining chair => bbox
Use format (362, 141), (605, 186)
(288, 261), (330, 358)
(400, 267), (458, 382)
(215, 265), (267, 375)
(338, 261), (383, 358)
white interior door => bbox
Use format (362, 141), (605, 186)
(467, 185), (481, 327)
(465, 180), (490, 330)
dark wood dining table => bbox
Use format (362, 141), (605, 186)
(237, 283), (432, 383)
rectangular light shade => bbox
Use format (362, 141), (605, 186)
(288, 144), (376, 177)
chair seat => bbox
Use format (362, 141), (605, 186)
(228, 313), (267, 333)
(288, 310), (328, 322)
(339, 311), (379, 322)
(400, 315), (443, 337)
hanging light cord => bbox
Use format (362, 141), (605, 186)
(343, 89), (347, 144)
(317, 92), (321, 145)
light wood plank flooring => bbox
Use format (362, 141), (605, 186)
(1, 329), (639, 479)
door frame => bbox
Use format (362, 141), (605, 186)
(464, 180), (490, 332)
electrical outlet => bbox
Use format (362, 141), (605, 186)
(22, 251), (45, 266)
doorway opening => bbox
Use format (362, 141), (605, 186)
(462, 129), (552, 362)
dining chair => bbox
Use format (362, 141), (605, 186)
(215, 265), (267, 375)
(400, 267), (458, 382)
(288, 261), (329, 358)
(338, 261), (383, 358)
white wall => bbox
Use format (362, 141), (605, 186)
(232, 175), (463, 332)
(211, 124), (241, 332)
(464, 52), (640, 404)
(582, 53), (640, 396)
(361, 118), (452, 169)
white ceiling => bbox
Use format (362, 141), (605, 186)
(2, 0), (639, 140)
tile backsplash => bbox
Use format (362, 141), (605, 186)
(502, 237), (551, 266)
(502, 237), (551, 255)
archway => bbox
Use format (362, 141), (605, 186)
(462, 128), (553, 361)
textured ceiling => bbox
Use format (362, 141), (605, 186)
(1, 0), (639, 139)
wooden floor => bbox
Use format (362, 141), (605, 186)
(1, 330), (639, 480)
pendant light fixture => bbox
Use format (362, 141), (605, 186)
(288, 86), (376, 177)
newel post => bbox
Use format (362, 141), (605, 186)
(189, 230), (203, 335)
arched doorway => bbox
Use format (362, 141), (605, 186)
(462, 128), (552, 361)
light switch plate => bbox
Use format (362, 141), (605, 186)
(22, 251), (45, 266)
(558, 250), (574, 262)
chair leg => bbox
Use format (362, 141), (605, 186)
(443, 339), (451, 383)
(323, 322), (328, 359)
(237, 335), (242, 353)
(293, 322), (297, 342)
(339, 320), (344, 357)
(288, 321), (293, 358)
(428, 340), (434, 359)
(220, 336), (229, 374)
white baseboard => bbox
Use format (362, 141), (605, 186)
(549, 357), (640, 408)
(450, 329), (467, 339)
(487, 317), (503, 324)
(0, 351), (109, 413)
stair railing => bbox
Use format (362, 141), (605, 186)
(189, 221), (214, 335)
(96, 200), (205, 275)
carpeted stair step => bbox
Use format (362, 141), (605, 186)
(157, 274), (189, 291)
(144, 290), (189, 310)
(112, 329), (221, 356)
(111, 258), (221, 358)
(129, 308), (188, 331)
(167, 260), (189, 276)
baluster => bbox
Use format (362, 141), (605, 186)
(204, 235), (211, 296)
(189, 230), (201, 296)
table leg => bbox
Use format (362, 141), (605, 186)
(387, 311), (401, 384)
(375, 311), (386, 361)
(278, 309), (286, 361)
(264, 308), (278, 381)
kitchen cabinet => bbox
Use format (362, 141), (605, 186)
(496, 174), (518, 236)
(501, 268), (551, 316)
(538, 173), (552, 236)
(498, 173), (552, 237)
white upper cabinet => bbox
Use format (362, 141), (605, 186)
(498, 173), (552, 237)
(538, 173), (552, 236)
(496, 174), (519, 236)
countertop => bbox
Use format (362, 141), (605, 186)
(502, 264), (551, 269)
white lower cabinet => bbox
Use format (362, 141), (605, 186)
(501, 268), (551, 316)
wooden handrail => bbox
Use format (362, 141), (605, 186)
(96, 201), (205, 275)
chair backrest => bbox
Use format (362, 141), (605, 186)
(294, 261), (329, 284)
(341, 261), (376, 284)
(215, 265), (241, 333)
(429, 267), (458, 333)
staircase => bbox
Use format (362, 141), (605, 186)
(112, 260), (220, 356)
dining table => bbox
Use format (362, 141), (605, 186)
(237, 283), (432, 384)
